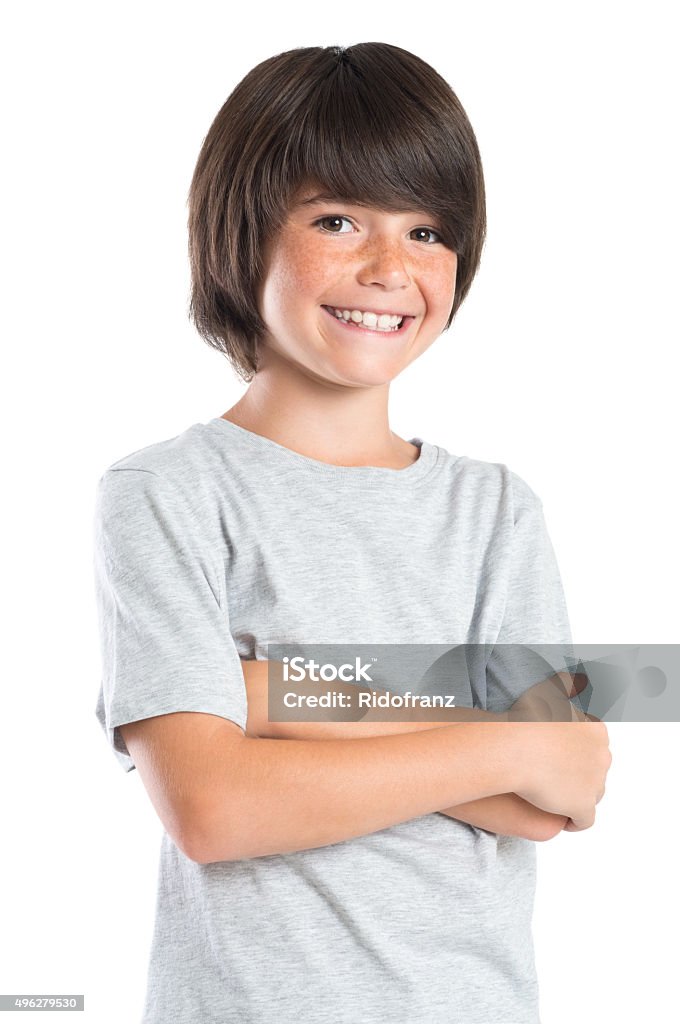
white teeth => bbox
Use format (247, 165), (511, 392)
(330, 307), (404, 331)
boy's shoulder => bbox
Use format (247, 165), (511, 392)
(94, 423), (216, 526)
(441, 446), (542, 513)
(98, 422), (208, 484)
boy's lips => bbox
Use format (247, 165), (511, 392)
(321, 305), (416, 337)
(322, 303), (417, 318)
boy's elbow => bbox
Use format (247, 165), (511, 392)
(184, 796), (245, 864)
(181, 815), (219, 863)
(188, 843), (233, 866)
(530, 815), (570, 842)
(181, 765), (251, 865)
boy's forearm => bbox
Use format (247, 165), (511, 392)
(247, 703), (559, 840)
(199, 722), (522, 863)
(438, 793), (569, 841)
(347, 709), (569, 839)
(266, 721), (565, 841)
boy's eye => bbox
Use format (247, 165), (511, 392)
(314, 216), (443, 245)
(315, 215), (353, 234)
(410, 227), (443, 245)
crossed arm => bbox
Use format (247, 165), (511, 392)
(240, 659), (571, 842)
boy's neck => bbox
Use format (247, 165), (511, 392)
(220, 374), (420, 470)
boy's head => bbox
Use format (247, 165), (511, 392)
(187, 43), (486, 383)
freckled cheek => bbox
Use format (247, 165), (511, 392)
(427, 258), (458, 314)
(266, 245), (331, 313)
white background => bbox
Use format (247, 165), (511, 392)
(1, 2), (678, 1022)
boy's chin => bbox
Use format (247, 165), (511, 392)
(314, 356), (408, 390)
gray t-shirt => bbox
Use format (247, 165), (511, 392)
(93, 416), (573, 1024)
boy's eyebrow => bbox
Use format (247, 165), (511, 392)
(294, 192), (441, 222)
(295, 192), (353, 207)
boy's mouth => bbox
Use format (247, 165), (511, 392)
(321, 305), (415, 336)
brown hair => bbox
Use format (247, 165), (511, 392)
(187, 43), (486, 382)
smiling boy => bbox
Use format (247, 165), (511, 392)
(93, 43), (610, 1024)
(254, 184), (457, 403)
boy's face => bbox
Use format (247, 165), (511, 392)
(255, 184), (458, 388)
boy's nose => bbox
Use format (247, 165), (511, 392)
(356, 241), (412, 289)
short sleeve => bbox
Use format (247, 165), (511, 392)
(93, 467), (248, 773)
(484, 474), (576, 713)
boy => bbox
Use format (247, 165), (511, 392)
(93, 42), (610, 1023)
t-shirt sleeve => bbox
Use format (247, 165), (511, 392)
(92, 466), (248, 773)
(484, 472), (576, 713)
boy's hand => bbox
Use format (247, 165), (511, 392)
(503, 671), (610, 831)
(512, 720), (612, 830)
